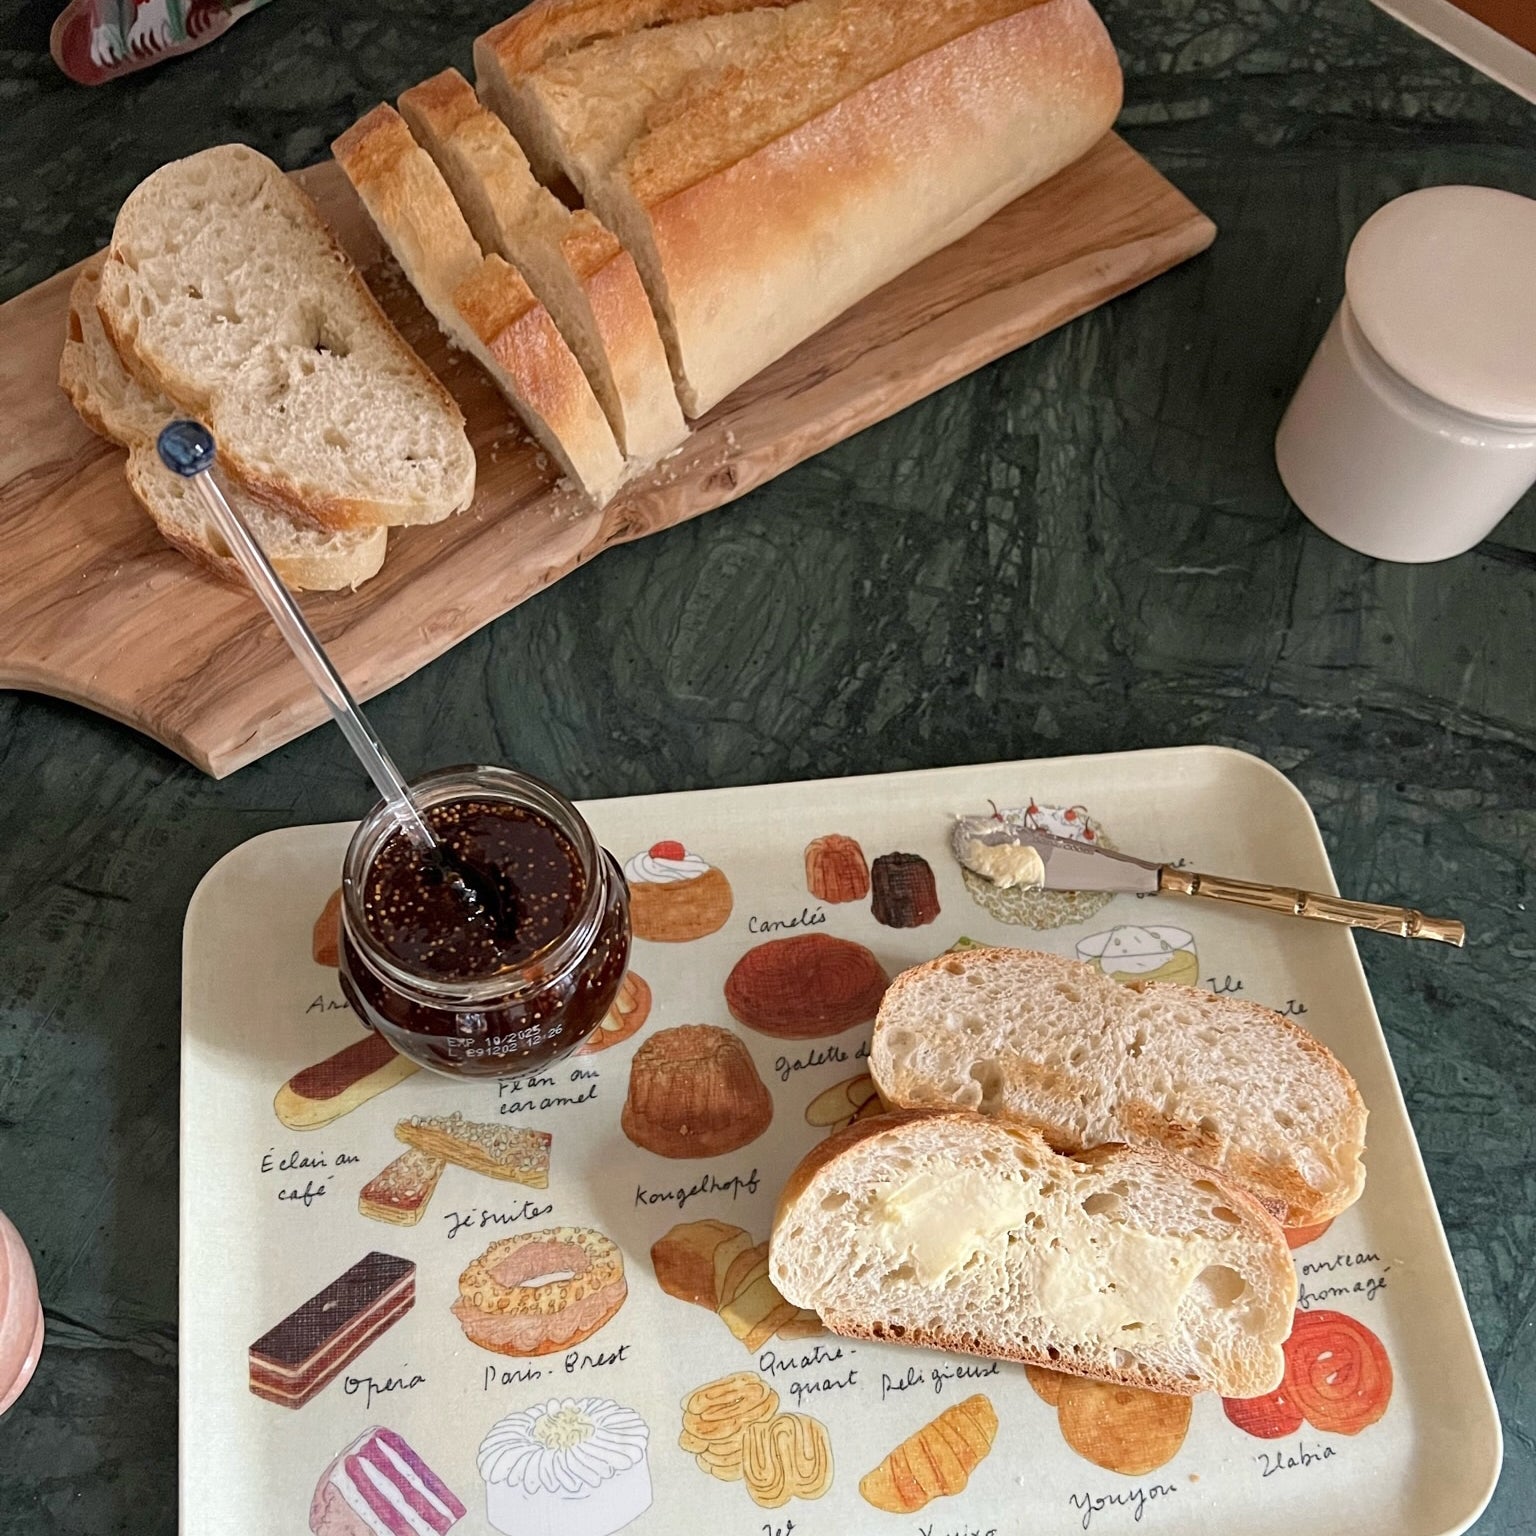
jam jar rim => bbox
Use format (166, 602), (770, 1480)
(340, 764), (611, 1008)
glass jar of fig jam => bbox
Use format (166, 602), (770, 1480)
(338, 766), (630, 1078)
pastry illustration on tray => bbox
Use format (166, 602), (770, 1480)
(952, 800), (1115, 928)
(651, 1220), (820, 1349)
(804, 1073), (883, 1135)
(869, 851), (940, 927)
(249, 1252), (415, 1408)
(309, 1424), (466, 1535)
(356, 1114), (552, 1226)
(1076, 924), (1199, 988)
(313, 888), (342, 967)
(624, 842), (732, 941)
(1026, 1368), (1192, 1475)
(860, 1395), (997, 1512)
(576, 971), (652, 1055)
(680, 1372), (833, 1508)
(452, 1227), (626, 1356)
(804, 834), (869, 903)
(725, 935), (888, 1040)
(274, 1033), (419, 1131)
(1224, 1309), (1392, 1439)
(359, 1149), (448, 1227)
(621, 1024), (772, 1158)
(478, 1397), (652, 1536)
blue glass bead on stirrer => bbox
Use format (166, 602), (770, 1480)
(156, 420), (496, 922)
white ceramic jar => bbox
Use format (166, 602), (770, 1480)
(1276, 185), (1536, 562)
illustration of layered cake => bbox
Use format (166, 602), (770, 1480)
(308, 1425), (465, 1535)
(624, 842), (733, 941)
(1075, 924), (1199, 987)
(477, 1397), (652, 1536)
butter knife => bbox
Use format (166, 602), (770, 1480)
(953, 818), (1465, 947)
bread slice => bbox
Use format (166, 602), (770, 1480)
(332, 105), (625, 506)
(62, 265), (387, 591)
(398, 69), (686, 465)
(769, 1109), (1296, 1398)
(870, 946), (1367, 1227)
(94, 144), (474, 532)
(476, 0), (1123, 417)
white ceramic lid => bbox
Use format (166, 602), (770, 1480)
(1345, 185), (1536, 426)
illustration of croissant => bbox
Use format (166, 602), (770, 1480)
(859, 1394), (998, 1512)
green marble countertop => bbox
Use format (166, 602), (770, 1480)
(1, 2), (1532, 1530)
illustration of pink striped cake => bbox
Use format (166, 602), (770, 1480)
(309, 1425), (466, 1535)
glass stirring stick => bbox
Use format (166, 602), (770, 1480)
(156, 420), (491, 919)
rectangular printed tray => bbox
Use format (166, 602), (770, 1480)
(181, 746), (1499, 1535)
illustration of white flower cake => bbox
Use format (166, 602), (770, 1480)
(1076, 925), (1199, 988)
(951, 801), (1114, 929)
(624, 842), (733, 942)
(478, 1397), (653, 1536)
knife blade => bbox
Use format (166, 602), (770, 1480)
(953, 818), (1161, 894)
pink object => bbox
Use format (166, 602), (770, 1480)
(309, 1426), (466, 1536)
(50, 0), (275, 87)
(0, 1210), (44, 1416)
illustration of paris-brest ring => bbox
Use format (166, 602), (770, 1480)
(453, 1226), (627, 1356)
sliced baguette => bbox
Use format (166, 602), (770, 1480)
(769, 1109), (1296, 1398)
(62, 265), (387, 591)
(398, 68), (686, 465)
(332, 104), (625, 506)
(477, 0), (1122, 417)
(94, 144), (474, 532)
(870, 946), (1367, 1227)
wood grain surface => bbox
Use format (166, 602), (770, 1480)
(0, 134), (1214, 776)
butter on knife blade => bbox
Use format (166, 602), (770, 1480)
(950, 812), (1163, 896)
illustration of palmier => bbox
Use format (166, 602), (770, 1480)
(680, 1373), (780, 1480)
(725, 935), (888, 1039)
(741, 1412), (834, 1507)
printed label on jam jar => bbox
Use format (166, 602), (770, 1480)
(338, 768), (631, 1080)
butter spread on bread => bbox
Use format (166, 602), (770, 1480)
(870, 945), (1367, 1227)
(770, 1110), (1296, 1399)
(477, 0), (1123, 416)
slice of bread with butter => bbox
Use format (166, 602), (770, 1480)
(769, 1109), (1296, 1399)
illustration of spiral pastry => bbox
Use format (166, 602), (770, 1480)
(680, 1373), (781, 1480)
(624, 842), (733, 942)
(741, 1413), (833, 1508)
(1223, 1309), (1392, 1440)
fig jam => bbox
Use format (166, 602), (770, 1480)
(338, 768), (630, 1079)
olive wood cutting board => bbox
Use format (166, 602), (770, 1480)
(0, 133), (1214, 776)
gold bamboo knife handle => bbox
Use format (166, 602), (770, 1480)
(1157, 867), (1466, 946)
